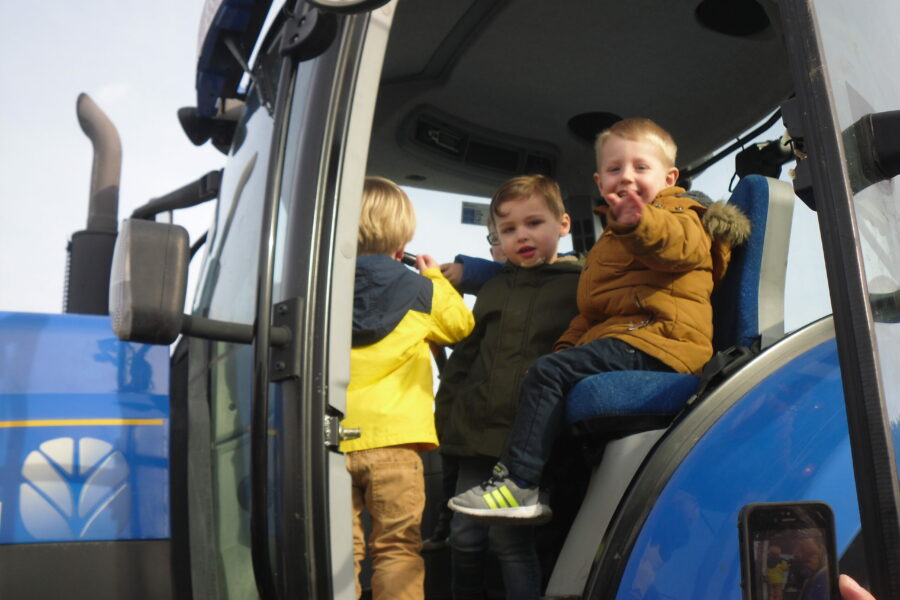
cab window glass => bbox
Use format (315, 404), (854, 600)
(194, 23), (285, 323)
(691, 119), (831, 333)
(810, 0), (900, 425)
(194, 92), (272, 324)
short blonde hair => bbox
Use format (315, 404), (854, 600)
(358, 176), (416, 255)
(594, 117), (677, 170)
(490, 174), (566, 222)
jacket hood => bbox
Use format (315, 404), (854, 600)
(353, 254), (432, 347)
(701, 201), (752, 247)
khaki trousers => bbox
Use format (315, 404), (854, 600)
(347, 445), (425, 600)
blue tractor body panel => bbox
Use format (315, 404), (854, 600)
(0, 311), (170, 544)
(616, 338), (860, 598)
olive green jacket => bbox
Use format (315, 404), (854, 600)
(435, 259), (581, 458)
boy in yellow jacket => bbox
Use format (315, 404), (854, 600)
(341, 177), (474, 599)
(449, 118), (750, 523)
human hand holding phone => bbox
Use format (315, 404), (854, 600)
(401, 251), (437, 273)
(739, 501), (840, 600)
(415, 253), (437, 272)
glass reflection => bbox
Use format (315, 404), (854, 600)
(812, 1), (900, 439)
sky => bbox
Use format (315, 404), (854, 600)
(0, 2), (222, 314)
(0, 1), (831, 333)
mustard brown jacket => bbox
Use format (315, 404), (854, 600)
(340, 255), (474, 453)
(554, 186), (751, 375)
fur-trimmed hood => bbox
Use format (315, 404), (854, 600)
(692, 198), (752, 286)
(701, 201), (752, 247)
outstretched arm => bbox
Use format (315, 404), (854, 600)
(419, 254), (475, 345)
(440, 254), (504, 295)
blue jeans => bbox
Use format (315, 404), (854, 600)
(449, 456), (541, 600)
(502, 338), (673, 484)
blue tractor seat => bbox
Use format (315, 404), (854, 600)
(566, 175), (795, 437)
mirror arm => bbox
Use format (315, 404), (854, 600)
(181, 314), (292, 346)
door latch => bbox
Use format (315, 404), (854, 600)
(324, 415), (361, 449)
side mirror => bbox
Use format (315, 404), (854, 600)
(109, 219), (189, 344)
(109, 219), (290, 347)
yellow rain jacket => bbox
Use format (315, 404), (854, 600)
(340, 255), (474, 453)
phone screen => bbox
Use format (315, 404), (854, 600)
(739, 502), (838, 600)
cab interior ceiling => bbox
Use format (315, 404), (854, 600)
(366, 0), (793, 200)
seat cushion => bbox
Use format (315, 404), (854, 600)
(566, 370), (701, 424)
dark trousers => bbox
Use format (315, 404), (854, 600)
(502, 338), (673, 484)
(449, 456), (540, 600)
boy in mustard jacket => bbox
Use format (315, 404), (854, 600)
(449, 118), (750, 523)
(341, 177), (474, 599)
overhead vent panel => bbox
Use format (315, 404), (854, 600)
(402, 106), (559, 179)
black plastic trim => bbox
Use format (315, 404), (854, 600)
(131, 171), (223, 220)
(250, 15), (296, 600)
(0, 540), (174, 599)
(169, 338), (193, 599)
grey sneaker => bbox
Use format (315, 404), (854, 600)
(447, 464), (551, 524)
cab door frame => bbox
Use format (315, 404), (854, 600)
(250, 3), (397, 598)
(778, 0), (900, 596)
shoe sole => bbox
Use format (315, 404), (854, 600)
(448, 500), (553, 525)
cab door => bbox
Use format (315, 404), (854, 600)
(192, 3), (396, 598)
(778, 0), (900, 597)
(257, 4), (397, 599)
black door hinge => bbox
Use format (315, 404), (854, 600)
(270, 297), (304, 382)
(280, 7), (338, 61)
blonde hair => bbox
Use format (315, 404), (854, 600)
(594, 117), (677, 170)
(358, 176), (416, 255)
(490, 174), (566, 222)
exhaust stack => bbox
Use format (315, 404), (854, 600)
(64, 93), (122, 315)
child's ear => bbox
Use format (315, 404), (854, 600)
(558, 213), (571, 237)
(666, 167), (679, 187)
(392, 244), (407, 261)
(593, 172), (603, 193)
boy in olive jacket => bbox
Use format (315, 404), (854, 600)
(435, 174), (580, 600)
(342, 177), (474, 600)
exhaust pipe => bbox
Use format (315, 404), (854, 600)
(64, 93), (122, 314)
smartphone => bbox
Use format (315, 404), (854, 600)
(738, 501), (839, 600)
(401, 251), (417, 267)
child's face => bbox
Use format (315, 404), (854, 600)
(594, 135), (678, 205)
(494, 194), (570, 268)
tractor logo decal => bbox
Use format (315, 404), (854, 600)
(19, 437), (131, 540)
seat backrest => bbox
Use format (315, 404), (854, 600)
(711, 175), (795, 351)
